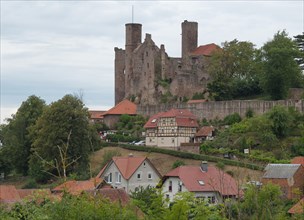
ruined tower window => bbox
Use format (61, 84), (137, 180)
(147, 63), (149, 68)
(146, 51), (148, 57)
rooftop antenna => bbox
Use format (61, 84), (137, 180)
(132, 5), (134, 23)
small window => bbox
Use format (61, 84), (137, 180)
(169, 180), (172, 192)
(115, 172), (121, 183)
(148, 172), (152, 179)
(107, 173), (112, 183)
(143, 162), (146, 167)
(137, 172), (142, 180)
(178, 181), (182, 192)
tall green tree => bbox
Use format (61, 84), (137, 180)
(207, 39), (262, 100)
(261, 30), (303, 100)
(0, 95), (45, 175)
(29, 94), (97, 181)
(294, 32), (304, 70)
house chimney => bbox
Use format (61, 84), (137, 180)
(201, 161), (208, 172)
(128, 153), (134, 157)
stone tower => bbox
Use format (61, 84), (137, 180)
(114, 47), (125, 104)
(125, 23), (142, 98)
(181, 20), (198, 59)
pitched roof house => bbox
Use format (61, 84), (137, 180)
(291, 156), (304, 165)
(0, 185), (52, 204)
(52, 178), (107, 195)
(162, 162), (240, 203)
(195, 126), (215, 142)
(102, 99), (137, 129)
(288, 197), (304, 215)
(96, 155), (162, 194)
(261, 164), (304, 199)
(88, 110), (106, 124)
(144, 109), (199, 148)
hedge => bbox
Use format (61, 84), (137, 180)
(99, 142), (264, 171)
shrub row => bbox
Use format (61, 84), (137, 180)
(100, 142), (264, 171)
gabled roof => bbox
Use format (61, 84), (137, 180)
(288, 197), (304, 214)
(144, 109), (199, 128)
(103, 99), (136, 116)
(291, 156), (304, 165)
(196, 126), (214, 137)
(190, 43), (221, 56)
(92, 188), (130, 205)
(0, 185), (20, 203)
(187, 99), (207, 104)
(0, 185), (52, 204)
(52, 178), (105, 195)
(263, 164), (301, 179)
(163, 165), (239, 196)
(97, 156), (161, 180)
(89, 110), (106, 119)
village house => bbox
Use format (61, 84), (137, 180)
(96, 155), (162, 194)
(261, 163), (304, 199)
(161, 161), (240, 204)
(288, 197), (304, 215)
(88, 110), (106, 124)
(52, 178), (108, 195)
(89, 99), (137, 129)
(195, 126), (215, 143)
(144, 109), (199, 148)
(0, 185), (52, 205)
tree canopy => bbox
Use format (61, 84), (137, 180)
(261, 30), (304, 100)
(0, 95), (46, 175)
(29, 94), (99, 181)
(207, 39), (262, 100)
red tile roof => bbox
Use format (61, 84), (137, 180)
(291, 156), (304, 165)
(144, 109), (199, 128)
(0, 185), (20, 203)
(93, 188), (130, 205)
(288, 197), (304, 214)
(0, 185), (52, 204)
(52, 178), (105, 195)
(97, 156), (161, 180)
(187, 99), (207, 104)
(164, 165), (239, 196)
(196, 126), (214, 137)
(144, 112), (165, 128)
(103, 99), (136, 115)
(89, 110), (106, 119)
(190, 43), (221, 56)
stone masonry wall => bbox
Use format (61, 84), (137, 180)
(137, 100), (304, 120)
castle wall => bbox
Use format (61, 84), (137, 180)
(137, 100), (304, 121)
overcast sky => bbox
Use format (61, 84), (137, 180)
(1, 0), (303, 123)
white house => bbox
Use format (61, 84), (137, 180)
(144, 109), (199, 148)
(162, 162), (240, 204)
(96, 155), (162, 194)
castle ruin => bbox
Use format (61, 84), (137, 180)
(114, 20), (220, 105)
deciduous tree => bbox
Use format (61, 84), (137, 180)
(29, 94), (97, 181)
(0, 95), (45, 175)
(261, 30), (303, 100)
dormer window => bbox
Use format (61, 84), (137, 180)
(198, 180), (204, 185)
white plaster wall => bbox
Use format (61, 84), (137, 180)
(100, 162), (128, 191)
(128, 160), (161, 193)
(162, 177), (187, 202)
